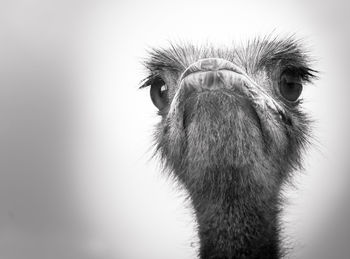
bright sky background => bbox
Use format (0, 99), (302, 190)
(0, 0), (350, 258)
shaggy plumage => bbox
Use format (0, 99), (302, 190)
(140, 36), (317, 259)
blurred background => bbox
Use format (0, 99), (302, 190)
(0, 0), (349, 258)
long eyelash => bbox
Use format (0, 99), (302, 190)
(139, 74), (159, 89)
(301, 68), (319, 82)
(282, 66), (318, 83)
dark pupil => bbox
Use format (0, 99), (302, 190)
(280, 80), (302, 101)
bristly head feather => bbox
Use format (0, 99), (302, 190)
(140, 35), (318, 89)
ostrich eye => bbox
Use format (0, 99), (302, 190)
(150, 77), (168, 110)
(279, 71), (303, 102)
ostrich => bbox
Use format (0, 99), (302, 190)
(140, 36), (317, 259)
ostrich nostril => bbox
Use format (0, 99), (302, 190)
(203, 71), (216, 88)
(198, 58), (221, 70)
(181, 71), (225, 90)
(180, 70), (245, 91)
(179, 58), (247, 92)
(180, 58), (243, 80)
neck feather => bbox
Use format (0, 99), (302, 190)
(183, 166), (282, 259)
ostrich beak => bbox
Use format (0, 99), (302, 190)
(168, 58), (284, 124)
(179, 58), (247, 82)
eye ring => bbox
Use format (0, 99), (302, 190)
(279, 71), (303, 102)
(150, 77), (168, 110)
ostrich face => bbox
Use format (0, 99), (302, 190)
(141, 38), (316, 188)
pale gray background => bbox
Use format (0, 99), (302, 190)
(0, 0), (349, 258)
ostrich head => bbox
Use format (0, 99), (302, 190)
(141, 37), (316, 259)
